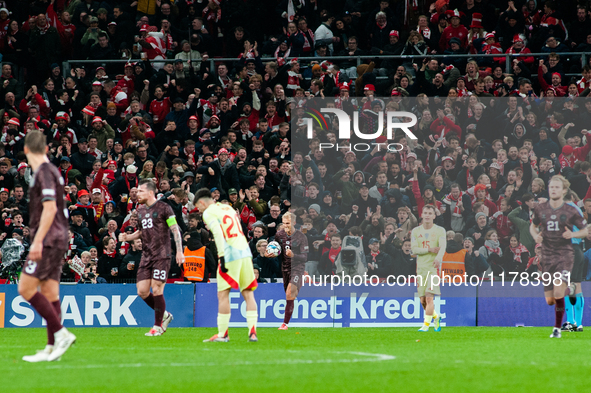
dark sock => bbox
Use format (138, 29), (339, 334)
(555, 298), (565, 328)
(47, 300), (61, 346)
(29, 293), (62, 341)
(153, 295), (165, 327)
(143, 293), (155, 309)
(284, 300), (294, 324)
(569, 296), (577, 306)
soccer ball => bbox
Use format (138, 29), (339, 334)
(266, 241), (281, 257)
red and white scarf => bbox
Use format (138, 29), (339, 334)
(66, 236), (75, 258)
(203, 5), (221, 23)
(119, 242), (129, 256)
(485, 243), (501, 255)
(370, 251), (380, 262)
(510, 244), (529, 263)
(418, 26), (431, 39)
(287, 70), (300, 90)
(443, 191), (464, 217)
(103, 249), (116, 258)
(127, 199), (138, 214)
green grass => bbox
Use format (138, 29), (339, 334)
(1, 327), (590, 392)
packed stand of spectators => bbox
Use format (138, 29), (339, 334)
(1, 0), (591, 284)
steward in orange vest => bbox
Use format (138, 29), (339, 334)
(183, 231), (217, 282)
(441, 237), (467, 283)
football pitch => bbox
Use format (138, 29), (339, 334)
(2, 327), (590, 393)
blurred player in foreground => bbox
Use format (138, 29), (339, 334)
(119, 179), (184, 336)
(530, 176), (588, 338)
(20, 131), (75, 362)
(562, 190), (585, 332)
(271, 212), (308, 330)
(411, 205), (446, 332)
(195, 188), (258, 342)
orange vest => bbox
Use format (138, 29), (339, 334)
(184, 246), (206, 281)
(441, 250), (467, 283)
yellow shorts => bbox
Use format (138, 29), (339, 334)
(217, 257), (258, 292)
(416, 265), (441, 297)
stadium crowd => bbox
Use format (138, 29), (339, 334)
(1, 0), (591, 284)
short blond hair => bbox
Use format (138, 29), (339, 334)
(256, 239), (268, 248)
(550, 175), (570, 190)
(24, 130), (47, 154)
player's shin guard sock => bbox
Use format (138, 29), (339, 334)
(554, 298), (566, 329)
(574, 294), (584, 327)
(143, 293), (155, 309)
(29, 293), (62, 338)
(565, 296), (575, 324)
(47, 300), (62, 346)
(424, 315), (433, 327)
(284, 300), (295, 325)
(246, 310), (258, 336)
(153, 295), (165, 327)
(218, 313), (231, 337)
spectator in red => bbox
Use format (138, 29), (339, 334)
(537, 61), (567, 97)
(471, 183), (498, 216)
(19, 85), (49, 118)
(536, 1), (567, 44)
(504, 34), (534, 66)
(439, 9), (468, 51)
(103, 80), (129, 114)
(136, 25), (167, 69)
(147, 84), (172, 132)
(264, 100), (285, 128)
(576, 65), (591, 93)
(430, 109), (462, 140)
(558, 127), (591, 169)
(476, 32), (503, 68)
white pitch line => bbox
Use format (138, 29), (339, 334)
(9, 351), (395, 370)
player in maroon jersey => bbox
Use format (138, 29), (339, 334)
(268, 212), (309, 330)
(19, 131), (76, 362)
(119, 179), (184, 336)
(530, 176), (588, 338)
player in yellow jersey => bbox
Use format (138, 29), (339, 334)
(194, 188), (258, 342)
(410, 205), (447, 332)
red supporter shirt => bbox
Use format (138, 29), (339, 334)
(149, 98), (172, 124)
(439, 25), (468, 51)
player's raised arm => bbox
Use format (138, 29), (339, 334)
(29, 200), (58, 261)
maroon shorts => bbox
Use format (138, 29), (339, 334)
(282, 269), (304, 292)
(540, 249), (574, 291)
(23, 246), (67, 282)
(137, 258), (171, 283)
